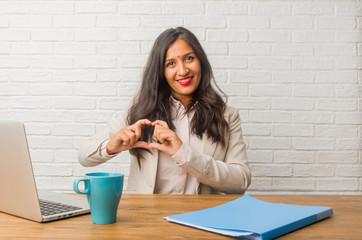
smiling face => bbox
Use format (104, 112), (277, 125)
(164, 38), (201, 108)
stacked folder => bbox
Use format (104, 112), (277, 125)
(165, 194), (333, 240)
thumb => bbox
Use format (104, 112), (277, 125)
(132, 141), (150, 149)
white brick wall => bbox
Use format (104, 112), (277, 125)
(0, 0), (361, 194)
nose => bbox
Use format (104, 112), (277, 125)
(177, 62), (189, 76)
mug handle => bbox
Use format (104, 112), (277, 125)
(73, 179), (90, 195)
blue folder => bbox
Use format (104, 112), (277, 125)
(165, 194), (333, 240)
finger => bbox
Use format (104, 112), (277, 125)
(132, 141), (150, 149)
(148, 142), (167, 152)
(152, 120), (169, 128)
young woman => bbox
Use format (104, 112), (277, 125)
(78, 27), (251, 194)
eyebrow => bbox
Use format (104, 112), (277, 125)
(165, 51), (194, 62)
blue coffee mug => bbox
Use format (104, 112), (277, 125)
(73, 172), (124, 224)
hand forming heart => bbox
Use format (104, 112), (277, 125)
(106, 119), (183, 156)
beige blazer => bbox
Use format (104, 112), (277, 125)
(78, 106), (251, 194)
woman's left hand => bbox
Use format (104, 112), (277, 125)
(148, 120), (183, 156)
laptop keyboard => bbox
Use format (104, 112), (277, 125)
(39, 199), (82, 216)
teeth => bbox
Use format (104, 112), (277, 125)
(178, 77), (192, 82)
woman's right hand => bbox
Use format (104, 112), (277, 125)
(106, 119), (152, 155)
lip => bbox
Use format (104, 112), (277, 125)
(177, 76), (193, 86)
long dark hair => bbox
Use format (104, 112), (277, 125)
(127, 27), (228, 166)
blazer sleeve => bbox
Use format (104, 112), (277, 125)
(78, 113), (126, 167)
(178, 107), (251, 194)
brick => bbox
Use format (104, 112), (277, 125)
(336, 31), (361, 42)
(249, 137), (291, 150)
(54, 149), (79, 163)
(336, 85), (362, 97)
(97, 15), (140, 28)
(202, 43), (228, 55)
(75, 29), (117, 41)
(292, 3), (334, 15)
(336, 3), (362, 16)
(0, 30), (30, 41)
(73, 83), (117, 96)
(317, 152), (358, 164)
(11, 97), (52, 109)
(54, 70), (96, 82)
(99, 98), (132, 110)
(97, 69), (141, 82)
(31, 57), (73, 69)
(315, 44), (356, 56)
(75, 2), (117, 13)
(272, 98), (314, 111)
(316, 71), (357, 83)
(337, 166), (362, 177)
(209, 56), (247, 69)
(337, 138), (362, 150)
(53, 123), (95, 136)
(293, 138), (334, 150)
(0, 2), (29, 13)
(28, 149), (53, 163)
(316, 178), (358, 191)
(250, 30), (291, 43)
(247, 150), (273, 163)
(10, 71), (52, 82)
(30, 2), (74, 14)
(30, 83), (73, 96)
(250, 3), (291, 16)
(294, 165), (334, 177)
(53, 97), (96, 110)
(219, 84), (248, 96)
(24, 123), (51, 135)
(250, 85), (292, 97)
(207, 30), (248, 42)
(337, 57), (362, 70)
(0, 57), (29, 68)
(230, 43), (271, 56)
(162, 2), (204, 15)
(97, 43), (140, 55)
(230, 71), (271, 83)
(0, 43), (10, 54)
(249, 57), (291, 70)
(184, 16), (225, 28)
(31, 30), (73, 41)
(273, 71), (314, 83)
(1, 83), (29, 95)
(317, 99), (357, 111)
(250, 164), (292, 177)
(11, 42), (52, 55)
(251, 111), (291, 123)
(118, 54), (147, 68)
(118, 29), (161, 41)
(207, 2), (248, 15)
(28, 136), (73, 149)
(53, 15), (96, 28)
(12, 15), (52, 28)
(0, 97), (9, 109)
(0, 15), (9, 27)
(273, 178), (315, 191)
(292, 58), (335, 70)
(274, 151), (314, 163)
(74, 57), (117, 69)
(272, 124), (314, 137)
(271, 16), (314, 29)
(228, 16), (269, 29)
(242, 124), (271, 136)
(247, 177), (272, 191)
(292, 30), (334, 43)
(33, 163), (73, 177)
(293, 85), (334, 97)
(54, 43), (96, 55)
(272, 44), (313, 56)
(316, 17), (356, 29)
(118, 2), (162, 15)
(229, 98), (270, 110)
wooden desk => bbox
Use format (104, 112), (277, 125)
(0, 194), (361, 239)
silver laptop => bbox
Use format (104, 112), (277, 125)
(0, 120), (90, 222)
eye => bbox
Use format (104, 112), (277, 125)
(185, 56), (194, 61)
(166, 61), (175, 67)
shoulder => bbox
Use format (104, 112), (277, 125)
(224, 105), (239, 119)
